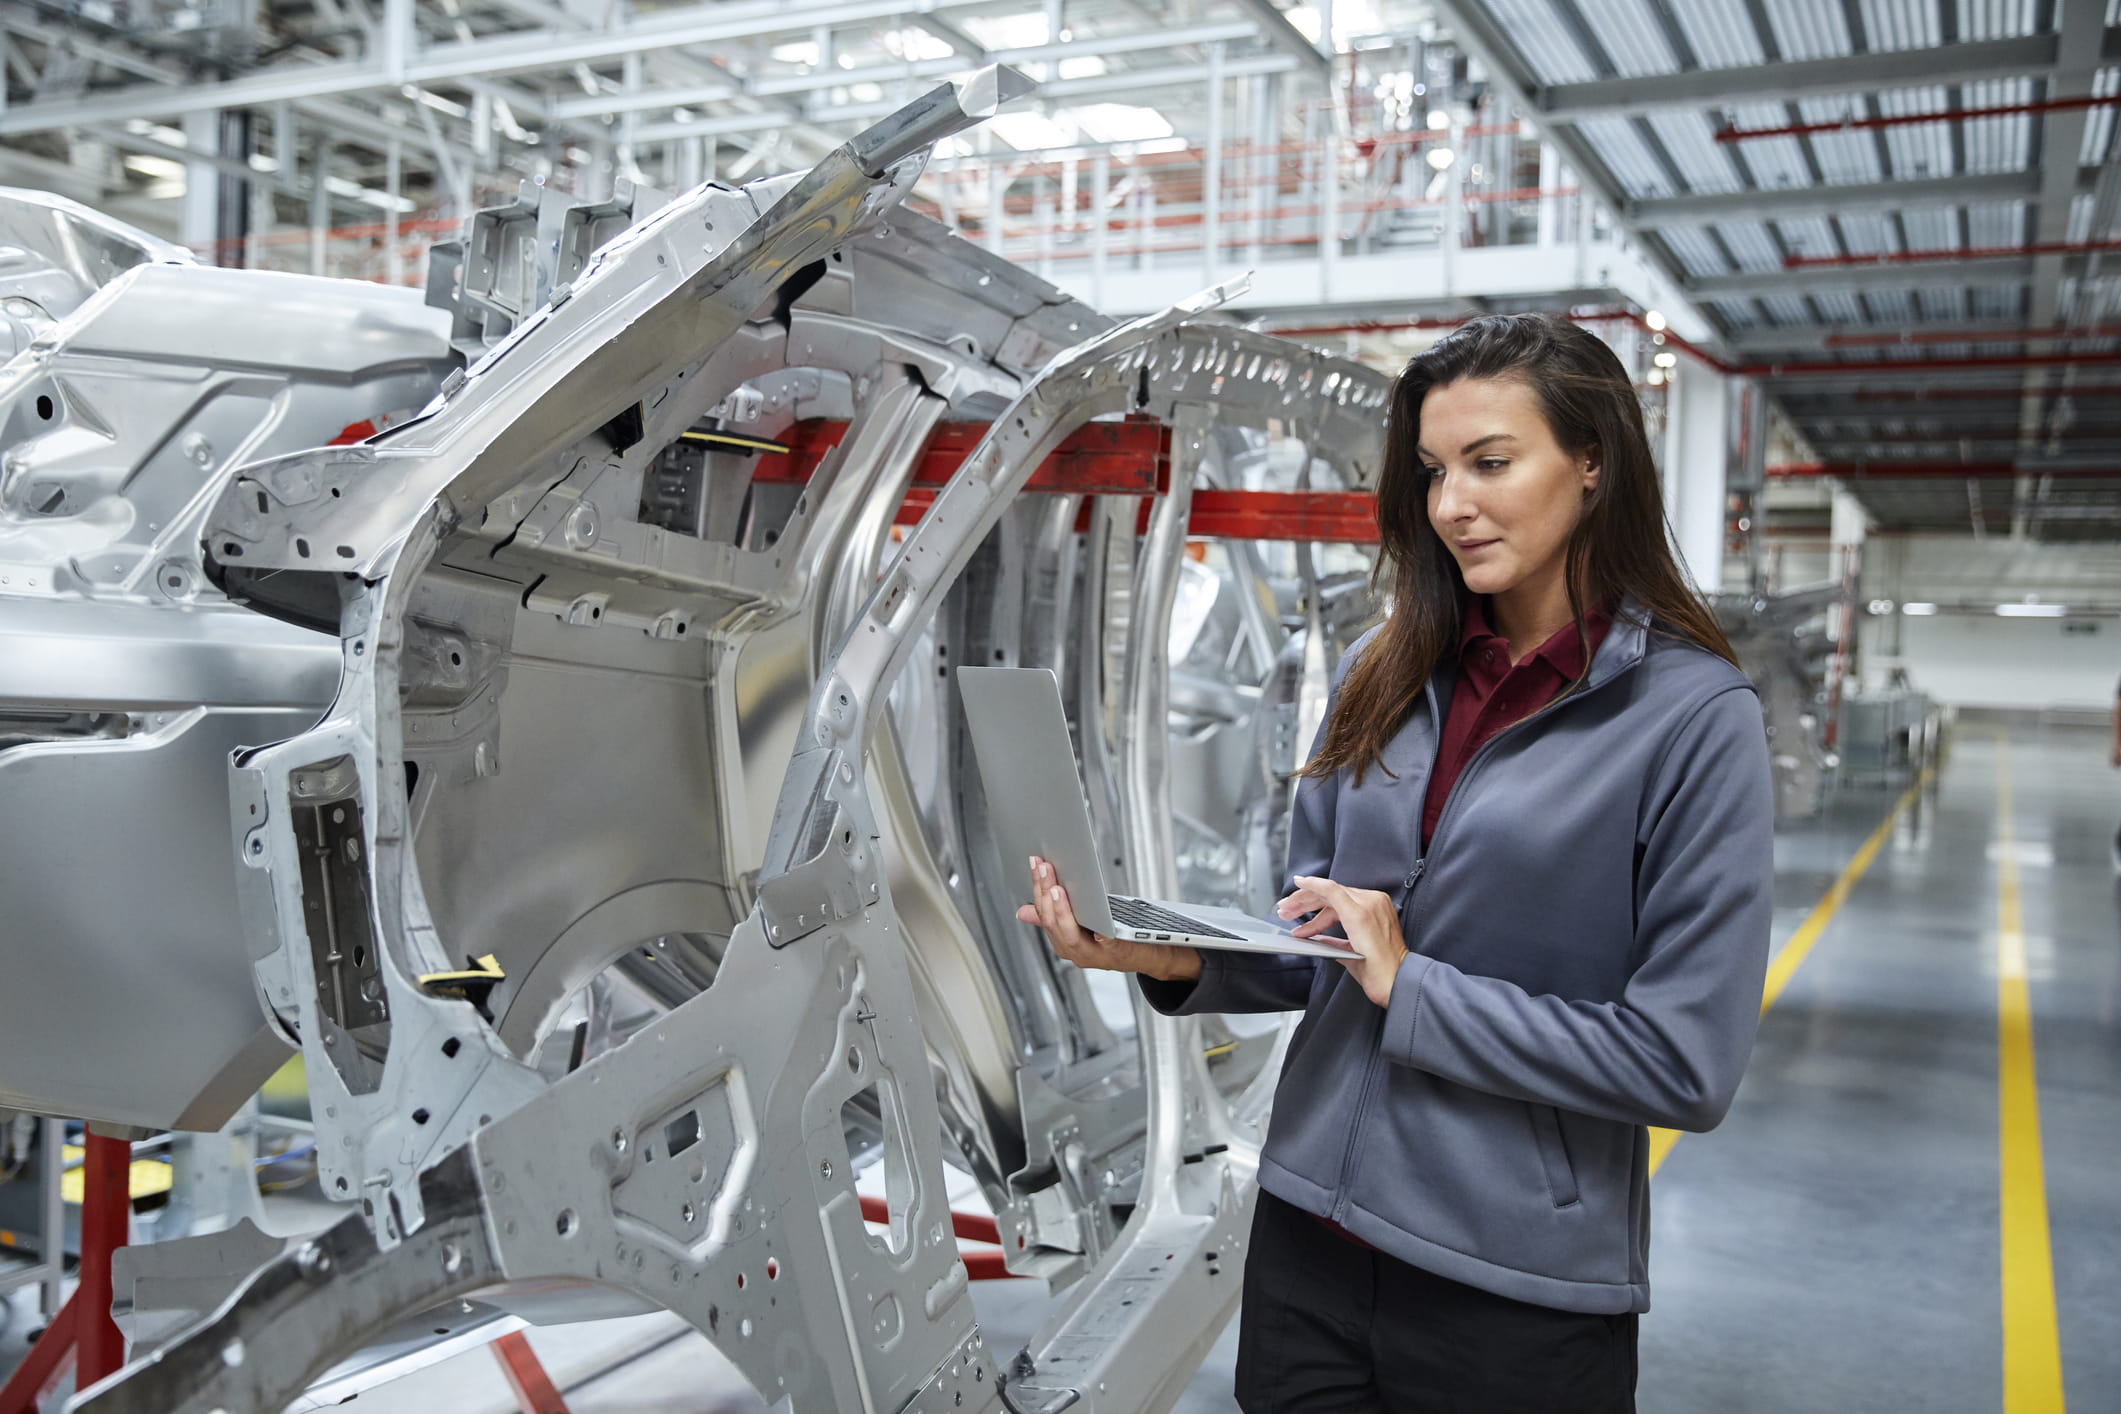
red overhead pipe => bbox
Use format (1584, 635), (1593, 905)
(1821, 325), (2121, 347)
(1716, 93), (2121, 143)
(1743, 349), (2121, 376)
(1767, 460), (2121, 478)
(1264, 308), (1741, 375)
(1257, 310), (2121, 381)
(1782, 238), (2121, 269)
(1261, 316), (1477, 339)
(1841, 383), (2121, 402)
(1805, 428), (2121, 443)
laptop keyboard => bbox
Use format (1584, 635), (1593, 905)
(1108, 895), (1245, 941)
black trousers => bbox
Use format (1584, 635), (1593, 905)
(1235, 1191), (1637, 1414)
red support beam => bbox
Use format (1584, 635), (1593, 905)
(490, 1332), (571, 1414)
(0, 1132), (132, 1414)
(1183, 490), (1380, 543)
(0, 1303), (78, 1414)
(749, 418), (1169, 496)
(746, 416), (1384, 543)
(856, 1194), (1003, 1247)
(72, 1135), (128, 1389)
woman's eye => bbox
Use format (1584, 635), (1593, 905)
(1421, 464), (1444, 478)
(1477, 458), (1509, 471)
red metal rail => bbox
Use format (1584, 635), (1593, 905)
(491, 1332), (571, 1414)
(856, 1195), (1013, 1281)
(740, 419), (1385, 544)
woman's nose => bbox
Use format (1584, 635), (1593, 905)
(1430, 470), (1474, 524)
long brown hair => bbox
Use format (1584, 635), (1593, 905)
(1301, 312), (1736, 786)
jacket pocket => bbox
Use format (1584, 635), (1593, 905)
(1526, 1104), (1581, 1209)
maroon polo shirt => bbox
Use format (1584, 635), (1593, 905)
(1419, 597), (1613, 851)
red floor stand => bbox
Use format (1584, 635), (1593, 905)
(0, 1131), (133, 1414)
(491, 1331), (572, 1414)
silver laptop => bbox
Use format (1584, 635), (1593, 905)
(957, 666), (1353, 960)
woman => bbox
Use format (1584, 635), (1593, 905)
(1018, 313), (1774, 1411)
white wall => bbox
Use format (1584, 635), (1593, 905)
(1864, 613), (2118, 711)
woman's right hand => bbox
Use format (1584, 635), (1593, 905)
(1017, 856), (1202, 983)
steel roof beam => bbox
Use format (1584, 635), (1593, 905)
(0, 0), (999, 135)
(1629, 169), (2084, 228)
(2014, 1), (2112, 489)
(1727, 317), (2050, 353)
(1536, 30), (2121, 121)
(630, 54), (1302, 143)
(905, 13), (989, 61)
(1421, 0), (1713, 343)
(1222, 0), (1332, 83)
(1688, 252), (2045, 300)
(547, 22), (1263, 119)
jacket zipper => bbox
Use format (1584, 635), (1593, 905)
(1326, 637), (1644, 1223)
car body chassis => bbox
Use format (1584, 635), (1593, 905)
(0, 71), (1399, 1414)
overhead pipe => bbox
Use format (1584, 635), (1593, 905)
(1766, 460), (2121, 479)
(1717, 94), (2121, 144)
(1744, 349), (2121, 376)
(1804, 427), (2121, 443)
(1819, 324), (2121, 347)
(1837, 384), (2121, 403)
(1263, 311), (2121, 381)
(1782, 238), (2121, 269)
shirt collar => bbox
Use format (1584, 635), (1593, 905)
(1458, 595), (1615, 680)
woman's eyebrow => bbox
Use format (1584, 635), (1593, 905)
(1416, 432), (1518, 459)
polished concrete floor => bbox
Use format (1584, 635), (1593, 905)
(4, 724), (2113, 1412)
(1639, 724), (2119, 1413)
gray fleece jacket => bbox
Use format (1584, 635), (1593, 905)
(1139, 601), (1774, 1314)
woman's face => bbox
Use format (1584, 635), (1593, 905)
(1419, 376), (1599, 600)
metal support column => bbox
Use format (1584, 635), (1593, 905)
(1089, 149), (1108, 306)
(1536, 133), (1558, 246)
(1248, 73), (1273, 268)
(215, 108), (254, 269)
(986, 158), (1004, 256)
(1203, 41), (1224, 286)
(1060, 155), (1078, 254)
(384, 136), (403, 286)
(307, 136), (330, 276)
(1664, 355), (1730, 593)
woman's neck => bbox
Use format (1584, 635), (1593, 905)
(1488, 566), (1576, 664)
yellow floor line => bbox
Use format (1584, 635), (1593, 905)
(1994, 737), (2066, 1413)
(1648, 765), (1933, 1177)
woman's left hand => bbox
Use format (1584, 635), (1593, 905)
(1285, 874), (1409, 1009)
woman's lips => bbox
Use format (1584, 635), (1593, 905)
(1455, 538), (1498, 553)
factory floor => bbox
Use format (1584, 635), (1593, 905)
(3, 723), (2114, 1412)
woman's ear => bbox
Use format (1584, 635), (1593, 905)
(1580, 446), (1603, 492)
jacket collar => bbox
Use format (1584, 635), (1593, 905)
(1420, 594), (1650, 724)
(1584, 593), (1651, 691)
